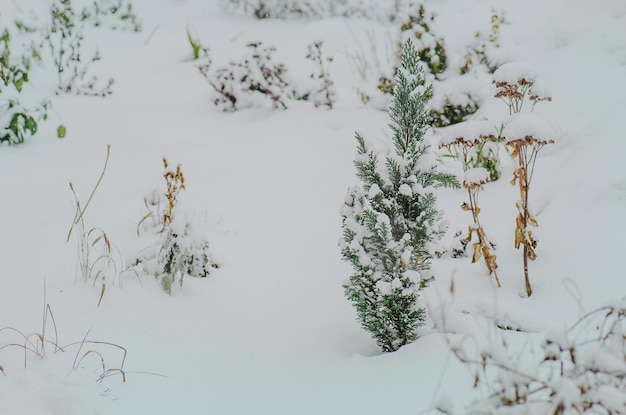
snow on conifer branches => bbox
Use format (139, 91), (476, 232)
(340, 39), (458, 353)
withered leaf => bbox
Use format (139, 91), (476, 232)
(472, 243), (482, 263)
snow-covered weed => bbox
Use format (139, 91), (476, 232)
(440, 301), (626, 414)
(439, 121), (502, 287)
(305, 41), (335, 109)
(44, 0), (113, 96)
(135, 158), (215, 294)
(494, 63), (554, 296)
(201, 42), (289, 112)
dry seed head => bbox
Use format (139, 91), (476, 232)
(493, 80), (525, 100)
(529, 94), (552, 104)
(505, 135), (555, 146)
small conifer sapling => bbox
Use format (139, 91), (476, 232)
(340, 39), (458, 352)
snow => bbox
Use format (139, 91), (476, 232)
(463, 167), (490, 187)
(438, 120), (499, 147)
(1, 0), (626, 414)
(504, 113), (557, 144)
(398, 183), (413, 196)
(492, 62), (539, 85)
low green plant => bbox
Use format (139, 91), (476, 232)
(186, 27), (208, 60)
(427, 99), (480, 129)
(1, 27), (62, 144)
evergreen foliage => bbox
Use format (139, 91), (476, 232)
(340, 39), (457, 352)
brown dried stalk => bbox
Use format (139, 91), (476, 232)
(495, 74), (553, 296)
(440, 134), (500, 287)
(507, 134), (553, 296)
(162, 157), (185, 231)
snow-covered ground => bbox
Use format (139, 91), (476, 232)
(1, 0), (625, 413)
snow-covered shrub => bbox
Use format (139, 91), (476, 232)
(371, 3), (447, 102)
(440, 301), (626, 414)
(459, 9), (506, 75)
(340, 39), (458, 353)
(398, 3), (447, 80)
(157, 217), (213, 294)
(305, 41), (335, 109)
(201, 42), (289, 112)
(136, 158), (215, 295)
(494, 62), (554, 297)
(42, 0), (117, 96)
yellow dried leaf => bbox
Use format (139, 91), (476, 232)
(514, 229), (523, 249)
(472, 243), (482, 263)
(475, 207), (481, 215)
(461, 202), (471, 211)
(528, 215), (538, 227)
(510, 146), (519, 158)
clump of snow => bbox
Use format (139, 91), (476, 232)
(528, 76), (553, 100)
(504, 113), (557, 144)
(398, 183), (413, 196)
(438, 120), (499, 147)
(493, 62), (539, 85)
(428, 72), (491, 110)
(463, 167), (490, 187)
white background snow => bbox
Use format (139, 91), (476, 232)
(1, 0), (625, 413)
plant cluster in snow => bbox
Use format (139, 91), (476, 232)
(135, 159), (215, 294)
(201, 42), (290, 112)
(439, 301), (626, 414)
(305, 41), (336, 110)
(358, 4), (507, 128)
(221, 0), (404, 21)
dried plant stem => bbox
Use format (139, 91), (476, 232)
(511, 142), (545, 296)
(67, 144), (111, 242)
(441, 140), (500, 286)
(465, 185), (501, 287)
